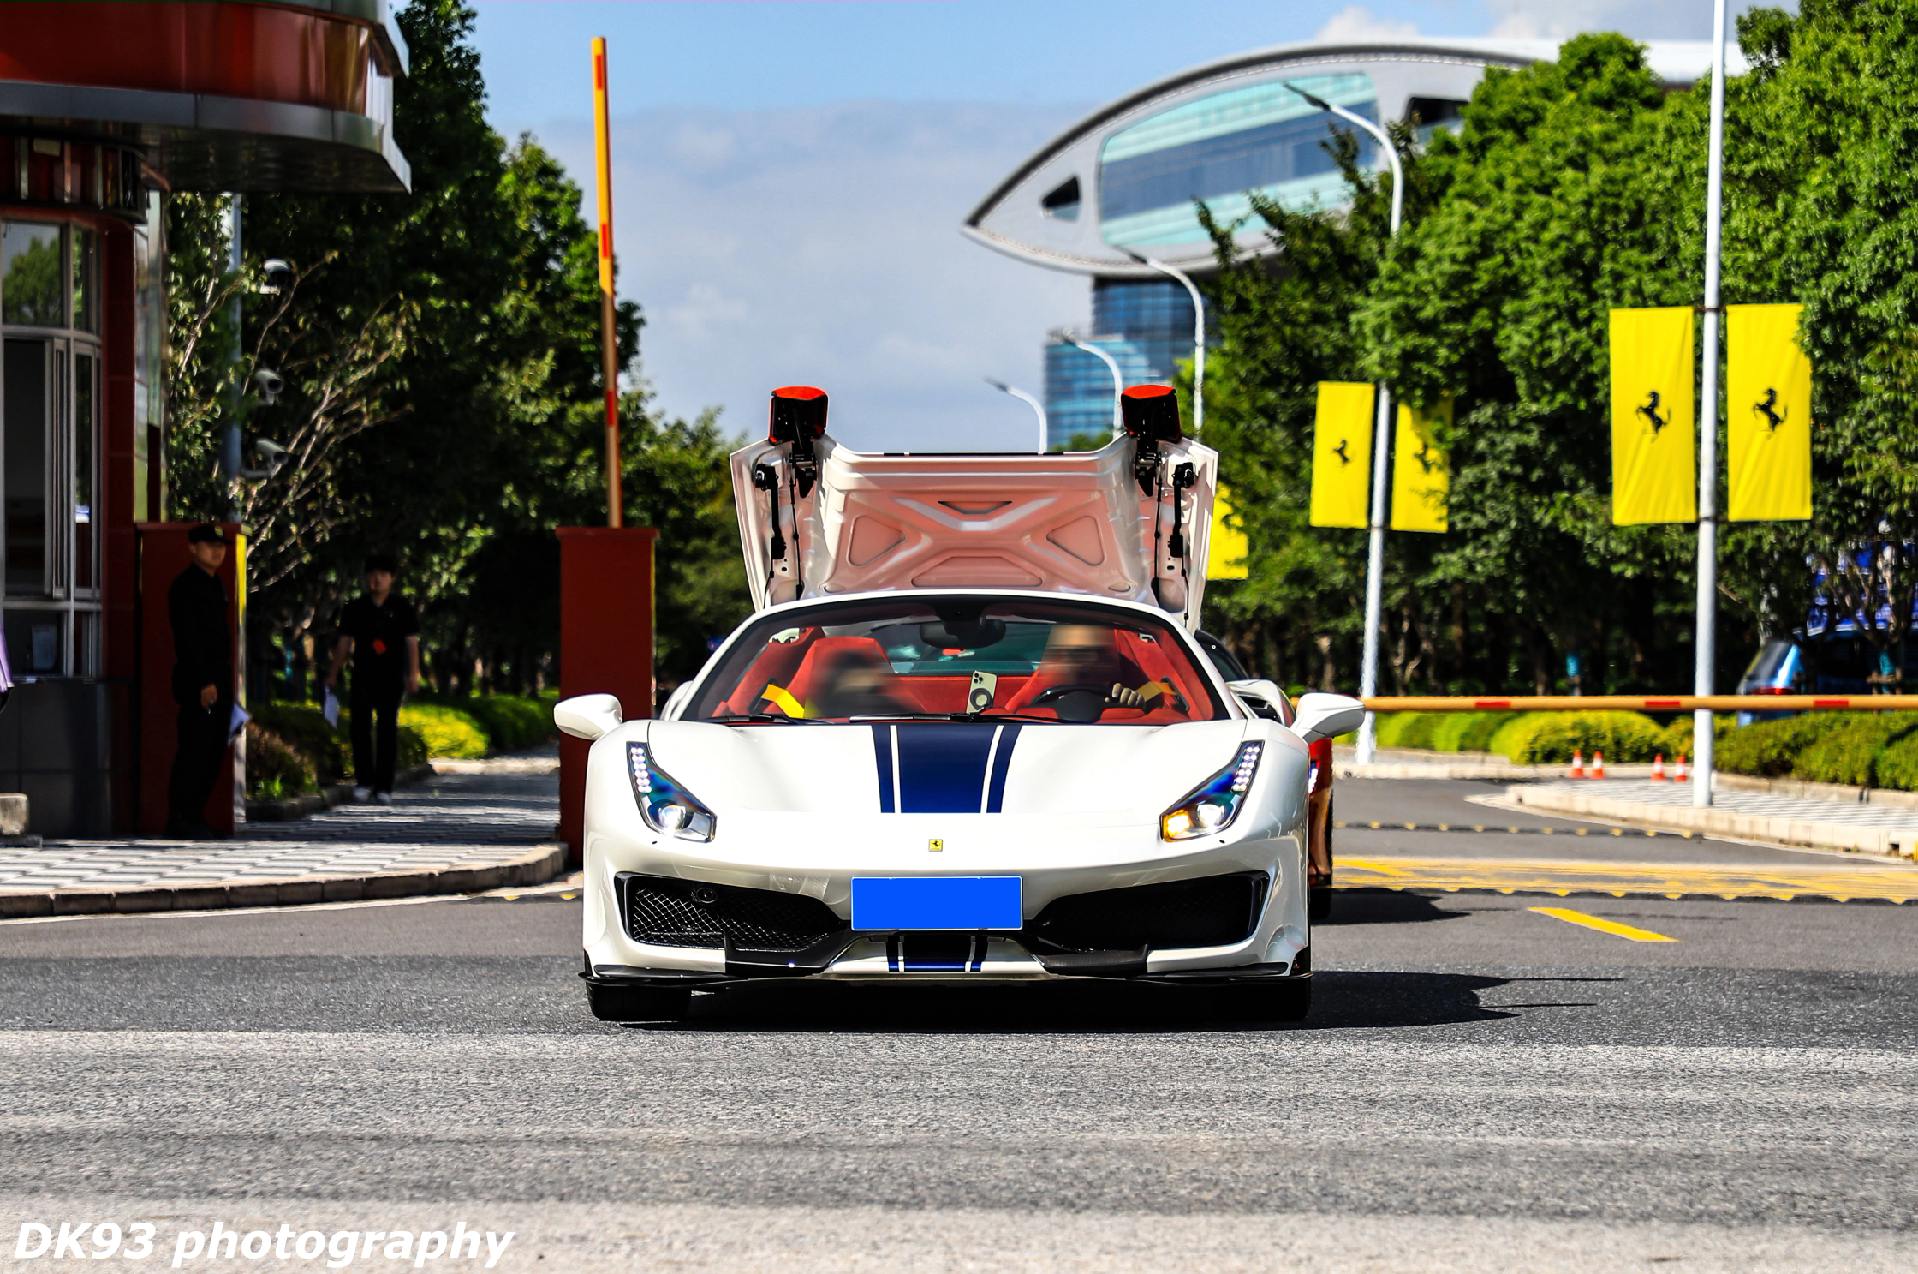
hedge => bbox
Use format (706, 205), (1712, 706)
(1714, 714), (1840, 778)
(1351, 703), (1918, 788)
(398, 703), (488, 759)
(245, 724), (317, 800)
(1493, 711), (1668, 764)
(243, 693), (553, 800)
(1788, 713), (1918, 787)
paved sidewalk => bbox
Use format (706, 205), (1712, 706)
(1511, 779), (1918, 858)
(0, 758), (565, 917)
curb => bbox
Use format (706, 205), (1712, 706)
(0, 841), (568, 920)
(1713, 771), (1918, 810)
(1505, 786), (1918, 859)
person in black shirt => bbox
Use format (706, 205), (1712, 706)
(324, 553), (422, 803)
(166, 524), (233, 838)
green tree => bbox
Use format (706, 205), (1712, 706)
(165, 0), (745, 697)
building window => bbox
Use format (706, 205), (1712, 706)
(0, 219), (104, 679)
(1098, 73), (1378, 249)
(2, 222), (63, 327)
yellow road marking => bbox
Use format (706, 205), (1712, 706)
(1530, 905), (1677, 942)
(1340, 858), (1413, 878)
(1333, 856), (1918, 904)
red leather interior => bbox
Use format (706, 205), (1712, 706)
(718, 628), (818, 714)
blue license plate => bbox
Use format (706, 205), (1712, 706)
(850, 876), (1023, 931)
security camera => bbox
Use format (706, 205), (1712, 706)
(260, 259), (293, 296)
(252, 368), (284, 404)
(238, 437), (290, 481)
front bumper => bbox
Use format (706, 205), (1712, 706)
(581, 818), (1310, 985)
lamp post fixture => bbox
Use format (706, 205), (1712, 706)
(1054, 329), (1125, 439)
(1285, 80), (1404, 765)
(1121, 251), (1205, 435)
(984, 377), (1049, 453)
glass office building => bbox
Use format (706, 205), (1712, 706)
(966, 37), (1732, 448)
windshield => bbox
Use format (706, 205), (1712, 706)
(688, 597), (1227, 725)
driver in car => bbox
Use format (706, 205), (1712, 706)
(1008, 624), (1152, 711)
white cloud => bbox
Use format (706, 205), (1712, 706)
(1315, 5), (1423, 42)
(1484, 0), (1794, 39)
(532, 101), (1089, 452)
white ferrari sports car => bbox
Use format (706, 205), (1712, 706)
(555, 384), (1363, 1022)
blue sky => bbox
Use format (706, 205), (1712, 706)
(468, 0), (1784, 451)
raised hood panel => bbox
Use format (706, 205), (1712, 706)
(647, 720), (1255, 822)
(731, 433), (1218, 629)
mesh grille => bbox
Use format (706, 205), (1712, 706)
(1024, 872), (1267, 954)
(620, 874), (844, 953)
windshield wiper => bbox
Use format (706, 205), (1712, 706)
(846, 712), (1062, 724)
(708, 712), (826, 725)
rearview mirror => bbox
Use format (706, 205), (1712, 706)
(553, 693), (623, 741)
(1291, 692), (1364, 744)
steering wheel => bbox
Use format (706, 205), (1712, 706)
(1030, 683), (1128, 707)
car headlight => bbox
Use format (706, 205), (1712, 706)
(1160, 743), (1263, 841)
(626, 742), (716, 841)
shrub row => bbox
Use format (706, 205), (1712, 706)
(243, 693), (555, 800)
(1371, 706), (1918, 788)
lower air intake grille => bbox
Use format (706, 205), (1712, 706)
(618, 873), (844, 953)
(1023, 872), (1268, 954)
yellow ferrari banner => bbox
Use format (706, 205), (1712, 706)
(1390, 398), (1451, 533)
(1208, 484), (1250, 580)
(1609, 307), (1697, 525)
(1727, 303), (1812, 522)
(1310, 382), (1374, 529)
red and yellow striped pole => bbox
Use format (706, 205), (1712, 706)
(592, 35), (622, 528)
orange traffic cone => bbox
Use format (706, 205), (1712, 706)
(1675, 753), (1689, 782)
(1651, 753), (1667, 781)
(1569, 749), (1585, 779)
(1591, 750), (1607, 780)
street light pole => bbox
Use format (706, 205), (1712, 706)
(984, 377), (1049, 453)
(1693, 0), (1730, 807)
(1123, 252), (1205, 435)
(1286, 82), (1404, 765)
(1056, 330), (1124, 439)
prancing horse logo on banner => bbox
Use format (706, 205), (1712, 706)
(1636, 390), (1669, 434)
(1754, 387), (1787, 431)
(1332, 440), (1351, 465)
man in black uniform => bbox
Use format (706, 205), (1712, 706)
(166, 524), (233, 838)
(324, 553), (421, 803)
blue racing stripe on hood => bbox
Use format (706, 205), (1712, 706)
(895, 724), (999, 814)
(984, 724), (1022, 813)
(872, 725), (897, 813)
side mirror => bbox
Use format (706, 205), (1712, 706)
(1228, 678), (1292, 723)
(553, 693), (623, 741)
(1291, 692), (1365, 744)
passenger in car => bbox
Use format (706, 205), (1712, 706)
(808, 652), (912, 718)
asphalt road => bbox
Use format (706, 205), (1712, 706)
(1, 786), (1914, 1271)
